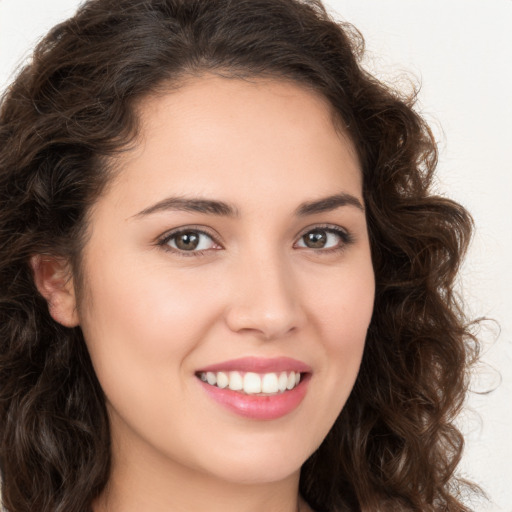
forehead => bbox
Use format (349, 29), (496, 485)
(102, 75), (362, 216)
(139, 74), (345, 138)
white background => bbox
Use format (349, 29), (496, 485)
(1, 1), (511, 510)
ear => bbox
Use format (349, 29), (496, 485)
(30, 255), (80, 328)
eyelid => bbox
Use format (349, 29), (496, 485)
(156, 225), (223, 256)
(294, 223), (353, 251)
(155, 223), (353, 257)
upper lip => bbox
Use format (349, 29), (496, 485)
(196, 356), (312, 374)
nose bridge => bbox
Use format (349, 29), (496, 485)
(225, 243), (303, 340)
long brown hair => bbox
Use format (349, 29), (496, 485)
(0, 0), (478, 510)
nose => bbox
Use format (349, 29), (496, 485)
(224, 251), (305, 341)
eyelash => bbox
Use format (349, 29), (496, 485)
(157, 226), (220, 258)
(296, 224), (354, 254)
(156, 224), (354, 258)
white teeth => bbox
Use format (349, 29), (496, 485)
(199, 370), (303, 394)
(278, 372), (288, 392)
(243, 372), (261, 394)
(228, 371), (243, 391)
(286, 371), (296, 390)
(216, 371), (228, 389)
(261, 373), (279, 393)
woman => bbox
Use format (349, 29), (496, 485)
(0, 0), (478, 511)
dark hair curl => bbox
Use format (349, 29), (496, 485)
(0, 0), (478, 511)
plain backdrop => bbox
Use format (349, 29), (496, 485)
(1, 1), (511, 510)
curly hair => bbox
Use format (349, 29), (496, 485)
(0, 0), (478, 510)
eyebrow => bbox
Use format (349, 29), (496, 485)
(295, 193), (365, 216)
(133, 192), (364, 219)
(134, 197), (239, 218)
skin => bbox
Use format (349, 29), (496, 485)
(35, 76), (375, 512)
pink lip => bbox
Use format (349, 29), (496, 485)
(196, 356), (312, 374)
(196, 357), (312, 420)
(198, 374), (310, 420)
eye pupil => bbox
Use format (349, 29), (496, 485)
(175, 232), (200, 250)
(304, 230), (327, 248)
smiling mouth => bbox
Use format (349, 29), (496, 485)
(196, 370), (304, 395)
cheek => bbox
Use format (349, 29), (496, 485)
(322, 298), (372, 385)
(288, 258), (374, 449)
(312, 257), (375, 344)
(312, 257), (374, 386)
(77, 255), (224, 398)
(76, 259), (226, 453)
(83, 256), (214, 338)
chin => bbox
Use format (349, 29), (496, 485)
(195, 442), (309, 485)
(211, 461), (303, 485)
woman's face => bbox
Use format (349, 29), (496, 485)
(76, 76), (375, 487)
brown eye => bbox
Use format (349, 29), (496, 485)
(296, 227), (349, 251)
(164, 230), (217, 252)
(303, 230), (327, 248)
(174, 232), (200, 250)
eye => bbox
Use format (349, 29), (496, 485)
(295, 226), (350, 251)
(160, 229), (219, 253)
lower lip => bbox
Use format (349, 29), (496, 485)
(198, 374), (310, 420)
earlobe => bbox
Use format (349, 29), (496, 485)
(30, 255), (80, 328)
